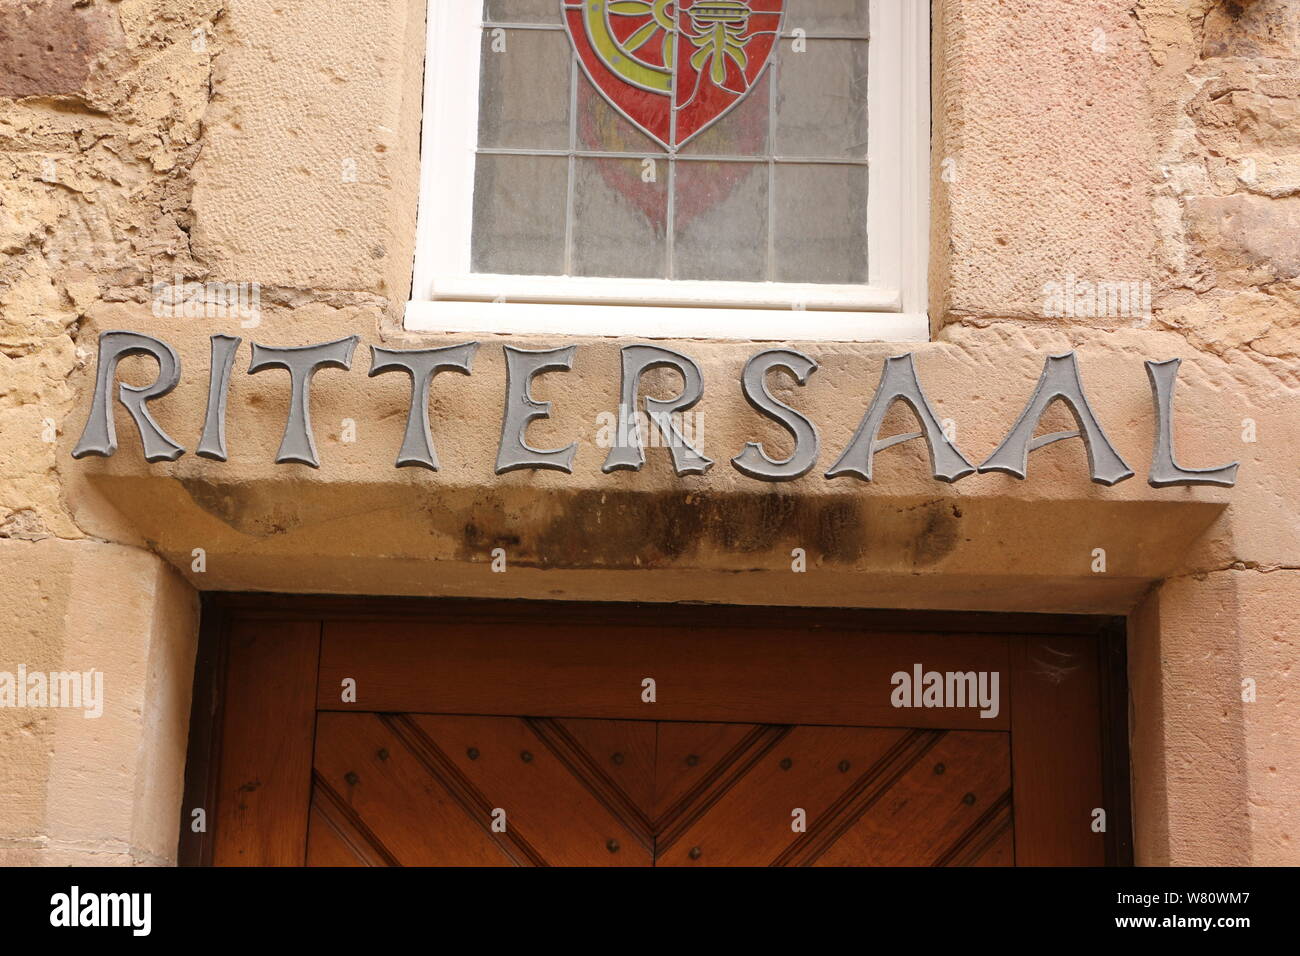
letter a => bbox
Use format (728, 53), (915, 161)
(827, 354), (974, 482)
(979, 351), (1133, 486)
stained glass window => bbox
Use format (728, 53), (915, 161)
(472, 1), (871, 285)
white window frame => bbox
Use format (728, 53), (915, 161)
(406, 0), (929, 342)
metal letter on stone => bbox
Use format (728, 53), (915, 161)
(978, 351), (1133, 486)
(496, 345), (578, 475)
(72, 330), (185, 462)
(603, 345), (713, 476)
(732, 348), (820, 481)
(248, 336), (359, 468)
(1145, 358), (1238, 488)
(826, 353), (975, 483)
(370, 343), (479, 470)
(197, 334), (241, 461)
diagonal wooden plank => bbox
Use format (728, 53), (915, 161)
(933, 790), (1014, 867)
(966, 826), (1015, 866)
(306, 773), (398, 867)
(380, 714), (546, 866)
(311, 712), (517, 866)
(654, 724), (790, 849)
(653, 721), (765, 830)
(774, 728), (944, 866)
(305, 804), (369, 866)
(552, 718), (658, 823)
(808, 731), (1013, 867)
(410, 714), (654, 866)
(657, 725), (910, 866)
(528, 718), (655, 846)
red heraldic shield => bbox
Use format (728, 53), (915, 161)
(563, 0), (786, 151)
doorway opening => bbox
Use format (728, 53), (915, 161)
(181, 595), (1132, 866)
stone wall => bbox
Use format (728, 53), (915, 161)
(0, 0), (1295, 864)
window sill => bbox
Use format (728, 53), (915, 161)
(403, 299), (929, 343)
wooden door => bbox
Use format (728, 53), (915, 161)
(303, 716), (1009, 867)
(652, 723), (1012, 867)
(184, 598), (1130, 867)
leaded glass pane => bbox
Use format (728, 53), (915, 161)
(775, 40), (869, 159)
(774, 163), (868, 283)
(673, 161), (769, 281)
(572, 157), (669, 277)
(469, 2), (871, 285)
(788, 0), (870, 34)
(471, 154), (569, 275)
(677, 70), (771, 158)
(576, 79), (660, 154)
(478, 28), (571, 150)
(483, 0), (563, 25)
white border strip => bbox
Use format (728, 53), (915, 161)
(427, 273), (901, 311)
(406, 300), (929, 342)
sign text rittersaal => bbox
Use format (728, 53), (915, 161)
(71, 332), (1239, 488)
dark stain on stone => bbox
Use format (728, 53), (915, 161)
(463, 519), (521, 551)
(653, 498), (707, 559)
(178, 477), (304, 537)
(814, 497), (868, 563)
(523, 489), (705, 567)
(712, 491), (800, 553)
(0, 1), (119, 99)
(178, 478), (244, 528)
(912, 500), (961, 568)
(449, 487), (870, 570)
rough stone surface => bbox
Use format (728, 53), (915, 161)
(1131, 569), (1297, 865)
(0, 0), (1296, 865)
(188, 0), (426, 303)
(0, 538), (196, 864)
(0, 1), (122, 99)
(933, 0), (1158, 322)
(1202, 0), (1300, 60)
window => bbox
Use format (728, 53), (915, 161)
(408, 1), (929, 341)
